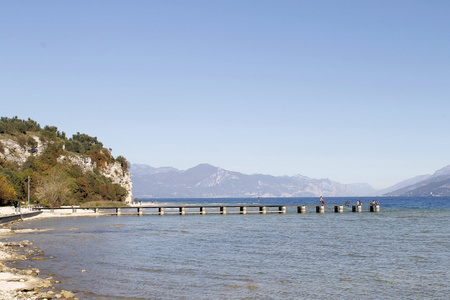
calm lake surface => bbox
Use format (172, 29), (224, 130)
(7, 197), (450, 299)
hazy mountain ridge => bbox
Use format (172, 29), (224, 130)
(383, 165), (450, 196)
(377, 174), (431, 195)
(131, 163), (450, 198)
(385, 175), (450, 197)
(131, 163), (356, 198)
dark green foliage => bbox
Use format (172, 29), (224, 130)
(64, 132), (104, 156)
(0, 117), (130, 206)
(0, 117), (42, 134)
(57, 131), (66, 139)
(64, 140), (86, 154)
(116, 155), (129, 172)
(42, 125), (58, 141)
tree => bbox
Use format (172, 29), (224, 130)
(42, 125), (58, 141)
(0, 175), (17, 205)
(116, 155), (129, 172)
(35, 168), (72, 207)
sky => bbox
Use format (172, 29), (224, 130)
(1, 1), (449, 189)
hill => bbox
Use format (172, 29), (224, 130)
(0, 117), (133, 206)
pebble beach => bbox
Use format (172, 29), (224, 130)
(0, 207), (101, 300)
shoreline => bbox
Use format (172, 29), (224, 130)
(0, 206), (107, 299)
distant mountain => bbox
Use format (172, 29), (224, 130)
(384, 165), (450, 196)
(131, 163), (358, 198)
(377, 174), (431, 195)
(346, 183), (378, 196)
(131, 163), (450, 198)
(131, 164), (180, 176)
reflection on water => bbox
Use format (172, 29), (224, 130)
(7, 197), (450, 299)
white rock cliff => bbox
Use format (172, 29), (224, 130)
(0, 137), (133, 204)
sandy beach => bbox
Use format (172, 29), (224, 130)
(0, 206), (103, 300)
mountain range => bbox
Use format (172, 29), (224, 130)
(130, 163), (450, 198)
(382, 165), (450, 196)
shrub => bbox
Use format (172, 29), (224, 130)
(0, 175), (17, 205)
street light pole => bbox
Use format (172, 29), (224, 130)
(28, 175), (31, 207)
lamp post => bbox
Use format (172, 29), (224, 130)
(28, 175), (31, 208)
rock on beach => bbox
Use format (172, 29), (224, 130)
(0, 206), (105, 299)
(0, 238), (57, 299)
(0, 224), (77, 299)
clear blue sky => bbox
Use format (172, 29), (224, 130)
(1, 1), (449, 189)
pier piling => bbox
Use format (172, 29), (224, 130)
(297, 206), (306, 214)
(316, 205), (325, 213)
(334, 205), (344, 213)
(370, 205), (380, 212)
(352, 205), (362, 213)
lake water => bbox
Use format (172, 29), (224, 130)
(6, 197), (450, 299)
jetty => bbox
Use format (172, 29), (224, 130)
(38, 204), (380, 216)
(0, 211), (43, 224)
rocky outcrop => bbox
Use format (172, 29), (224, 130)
(56, 155), (95, 173)
(102, 161), (133, 204)
(0, 137), (133, 204)
(0, 136), (45, 165)
(57, 154), (133, 204)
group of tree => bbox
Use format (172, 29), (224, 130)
(0, 117), (129, 207)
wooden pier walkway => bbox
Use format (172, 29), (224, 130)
(40, 204), (380, 216)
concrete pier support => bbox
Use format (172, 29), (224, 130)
(370, 205), (380, 212)
(137, 207), (143, 216)
(259, 206), (267, 214)
(297, 206), (306, 214)
(116, 208), (121, 216)
(316, 205), (325, 213)
(279, 206), (286, 214)
(240, 206), (247, 214)
(159, 207), (165, 215)
(179, 207), (185, 215)
(334, 205), (344, 213)
(200, 207), (206, 215)
(220, 207), (227, 215)
(352, 205), (362, 213)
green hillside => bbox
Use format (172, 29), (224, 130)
(0, 117), (130, 207)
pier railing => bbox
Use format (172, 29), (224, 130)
(38, 204), (380, 216)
